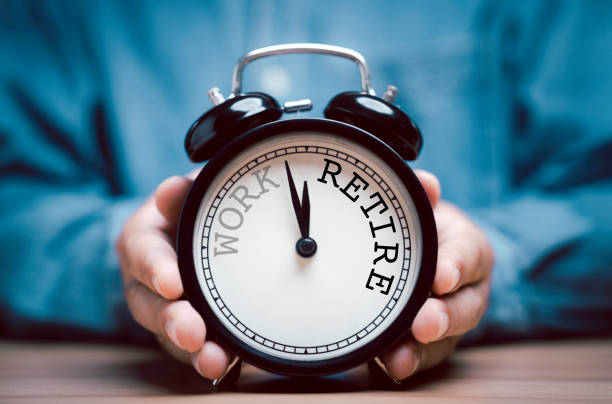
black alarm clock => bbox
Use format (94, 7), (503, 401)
(177, 44), (437, 383)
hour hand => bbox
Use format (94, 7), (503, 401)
(284, 160), (307, 238)
(301, 180), (310, 238)
(284, 161), (317, 258)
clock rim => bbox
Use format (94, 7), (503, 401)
(177, 118), (437, 376)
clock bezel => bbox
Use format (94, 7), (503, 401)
(177, 118), (437, 376)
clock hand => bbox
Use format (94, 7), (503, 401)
(301, 180), (310, 238)
(284, 160), (317, 258)
(284, 160), (307, 238)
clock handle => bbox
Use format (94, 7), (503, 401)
(186, 43), (422, 162)
(229, 43), (376, 98)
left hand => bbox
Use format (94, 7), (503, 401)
(381, 170), (494, 380)
(115, 170), (232, 380)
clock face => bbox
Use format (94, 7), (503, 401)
(179, 119), (436, 375)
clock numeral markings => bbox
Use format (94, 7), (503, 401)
(316, 157), (403, 297)
(373, 242), (399, 264)
(369, 216), (396, 238)
(318, 159), (395, 238)
(366, 242), (399, 294)
(214, 232), (239, 256)
(365, 268), (395, 295)
(360, 192), (389, 218)
(317, 158), (341, 188)
(340, 171), (369, 202)
(228, 165), (280, 213)
(228, 185), (259, 212)
(252, 165), (280, 195)
(218, 207), (244, 230)
(212, 165), (280, 258)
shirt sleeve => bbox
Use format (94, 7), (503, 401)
(464, 1), (612, 343)
(0, 3), (145, 338)
(467, 186), (612, 342)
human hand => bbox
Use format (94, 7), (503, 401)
(116, 169), (491, 382)
(116, 173), (231, 380)
(381, 170), (494, 381)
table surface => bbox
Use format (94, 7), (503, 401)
(1, 339), (611, 403)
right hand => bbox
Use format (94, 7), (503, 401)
(115, 174), (231, 380)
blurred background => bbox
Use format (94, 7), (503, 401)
(1, 0), (611, 344)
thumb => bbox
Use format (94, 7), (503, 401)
(155, 176), (194, 225)
(414, 169), (441, 209)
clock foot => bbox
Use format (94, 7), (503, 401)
(369, 356), (402, 385)
(212, 355), (242, 388)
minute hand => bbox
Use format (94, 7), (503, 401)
(284, 161), (310, 238)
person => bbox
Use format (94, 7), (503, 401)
(1, 1), (611, 382)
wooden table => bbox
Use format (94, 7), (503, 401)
(1, 339), (611, 403)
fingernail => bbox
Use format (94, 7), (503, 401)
(436, 311), (450, 340)
(164, 319), (181, 349)
(191, 351), (204, 377)
(450, 265), (461, 291)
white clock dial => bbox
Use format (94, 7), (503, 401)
(192, 132), (423, 361)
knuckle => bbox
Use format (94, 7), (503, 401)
(115, 226), (134, 266)
(433, 259), (455, 295)
(123, 282), (145, 321)
(477, 231), (494, 276)
(469, 311), (481, 330)
(430, 297), (450, 320)
(471, 287), (488, 327)
(473, 251), (484, 283)
(158, 303), (174, 325)
(479, 284), (491, 314)
(454, 259), (465, 281)
(465, 240), (480, 274)
(140, 247), (159, 288)
(440, 239), (469, 271)
(128, 232), (160, 281)
(123, 232), (144, 270)
(158, 302), (180, 337)
(123, 280), (138, 305)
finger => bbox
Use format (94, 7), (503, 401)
(124, 229), (183, 299)
(191, 340), (232, 380)
(382, 336), (460, 380)
(124, 281), (206, 352)
(155, 176), (193, 226)
(414, 169), (441, 209)
(433, 221), (492, 295)
(416, 336), (460, 373)
(433, 232), (481, 295)
(157, 334), (191, 364)
(411, 281), (490, 343)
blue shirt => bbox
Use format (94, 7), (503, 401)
(1, 0), (611, 341)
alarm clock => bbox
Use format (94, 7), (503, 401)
(177, 44), (437, 382)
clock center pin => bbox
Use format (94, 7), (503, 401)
(296, 237), (317, 258)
